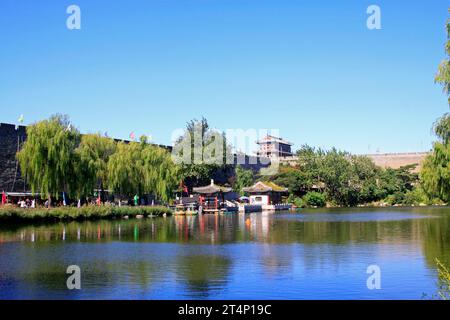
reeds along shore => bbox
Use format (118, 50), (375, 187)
(0, 205), (173, 222)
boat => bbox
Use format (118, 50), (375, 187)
(173, 203), (198, 216)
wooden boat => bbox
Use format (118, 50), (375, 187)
(173, 204), (198, 216)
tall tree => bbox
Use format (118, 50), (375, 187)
(421, 11), (450, 202)
(108, 136), (179, 201)
(435, 9), (450, 105)
(141, 136), (180, 202)
(173, 117), (232, 187)
(17, 115), (80, 205)
(75, 133), (117, 198)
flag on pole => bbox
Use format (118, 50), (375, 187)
(62, 192), (67, 206)
(16, 114), (24, 130)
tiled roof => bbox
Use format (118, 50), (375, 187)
(242, 181), (288, 193)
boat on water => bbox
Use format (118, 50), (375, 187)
(173, 204), (198, 215)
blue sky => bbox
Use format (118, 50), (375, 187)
(0, 0), (448, 154)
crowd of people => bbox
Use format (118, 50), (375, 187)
(1, 190), (159, 209)
(17, 198), (36, 208)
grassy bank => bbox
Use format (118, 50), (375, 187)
(0, 205), (172, 222)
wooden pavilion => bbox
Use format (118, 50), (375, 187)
(192, 180), (232, 213)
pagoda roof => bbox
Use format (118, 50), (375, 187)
(192, 180), (232, 194)
(242, 181), (288, 193)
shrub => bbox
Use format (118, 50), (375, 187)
(402, 186), (429, 206)
(302, 192), (326, 207)
(0, 205), (172, 222)
(385, 192), (405, 205)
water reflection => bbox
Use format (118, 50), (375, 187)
(0, 207), (449, 299)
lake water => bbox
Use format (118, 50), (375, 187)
(0, 207), (449, 299)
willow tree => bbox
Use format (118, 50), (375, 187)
(420, 11), (450, 202)
(141, 137), (179, 202)
(75, 133), (117, 198)
(108, 136), (179, 202)
(17, 115), (80, 205)
(107, 140), (143, 197)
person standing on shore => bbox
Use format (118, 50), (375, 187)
(134, 194), (139, 206)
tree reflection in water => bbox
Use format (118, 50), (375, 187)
(0, 207), (448, 299)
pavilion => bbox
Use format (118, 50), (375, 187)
(242, 181), (288, 205)
(192, 180), (232, 213)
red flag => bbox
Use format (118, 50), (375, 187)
(96, 194), (101, 206)
(1, 191), (6, 205)
(180, 180), (188, 194)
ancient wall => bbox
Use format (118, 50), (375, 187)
(0, 123), (27, 192)
(280, 152), (429, 172)
(366, 152), (429, 172)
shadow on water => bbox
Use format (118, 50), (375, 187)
(0, 207), (449, 299)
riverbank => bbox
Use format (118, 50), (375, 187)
(0, 205), (172, 222)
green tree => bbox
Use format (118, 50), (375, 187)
(75, 133), (117, 198)
(108, 136), (179, 202)
(140, 136), (180, 202)
(107, 140), (143, 198)
(17, 115), (80, 205)
(350, 155), (382, 203)
(319, 148), (360, 206)
(435, 9), (450, 105)
(296, 144), (325, 190)
(269, 165), (312, 196)
(233, 165), (254, 195)
(421, 140), (450, 202)
(173, 117), (232, 187)
(420, 11), (450, 203)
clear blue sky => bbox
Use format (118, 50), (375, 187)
(0, 0), (448, 154)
